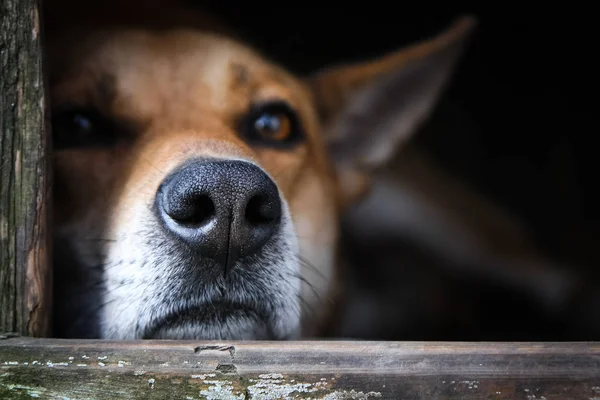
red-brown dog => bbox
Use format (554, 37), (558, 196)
(45, 0), (475, 339)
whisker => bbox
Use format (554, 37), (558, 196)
(140, 154), (166, 176)
(290, 233), (336, 249)
(75, 238), (118, 243)
(297, 255), (327, 280)
(64, 297), (119, 334)
(61, 276), (105, 297)
(297, 293), (316, 319)
(289, 272), (323, 303)
(269, 167), (291, 182)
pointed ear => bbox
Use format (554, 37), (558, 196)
(308, 16), (477, 203)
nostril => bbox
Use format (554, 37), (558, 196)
(166, 194), (216, 226)
(245, 194), (279, 225)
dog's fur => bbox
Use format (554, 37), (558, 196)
(45, 0), (476, 340)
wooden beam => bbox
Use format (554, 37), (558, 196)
(0, 0), (52, 337)
(1, 338), (600, 399)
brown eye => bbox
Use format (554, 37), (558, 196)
(243, 101), (304, 148)
(254, 112), (292, 142)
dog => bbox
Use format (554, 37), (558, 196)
(44, 0), (476, 340)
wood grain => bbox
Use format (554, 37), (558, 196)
(1, 338), (599, 398)
(0, 0), (52, 337)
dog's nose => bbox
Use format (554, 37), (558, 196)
(156, 160), (282, 273)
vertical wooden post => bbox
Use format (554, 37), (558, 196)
(0, 0), (51, 337)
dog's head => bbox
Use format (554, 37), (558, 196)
(46, 0), (475, 339)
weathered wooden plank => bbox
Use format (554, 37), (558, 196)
(1, 338), (600, 399)
(0, 0), (51, 337)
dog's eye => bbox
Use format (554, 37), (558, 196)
(52, 107), (117, 149)
(243, 102), (303, 147)
(254, 112), (291, 141)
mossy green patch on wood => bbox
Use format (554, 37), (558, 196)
(0, 367), (246, 399)
(0, 366), (381, 399)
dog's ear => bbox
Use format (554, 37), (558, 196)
(308, 16), (477, 204)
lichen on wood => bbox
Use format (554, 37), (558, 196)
(2, 339), (600, 399)
(0, 0), (51, 337)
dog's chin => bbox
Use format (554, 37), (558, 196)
(143, 304), (275, 340)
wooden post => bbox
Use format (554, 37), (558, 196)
(0, 0), (51, 337)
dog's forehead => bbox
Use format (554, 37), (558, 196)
(49, 28), (311, 124)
